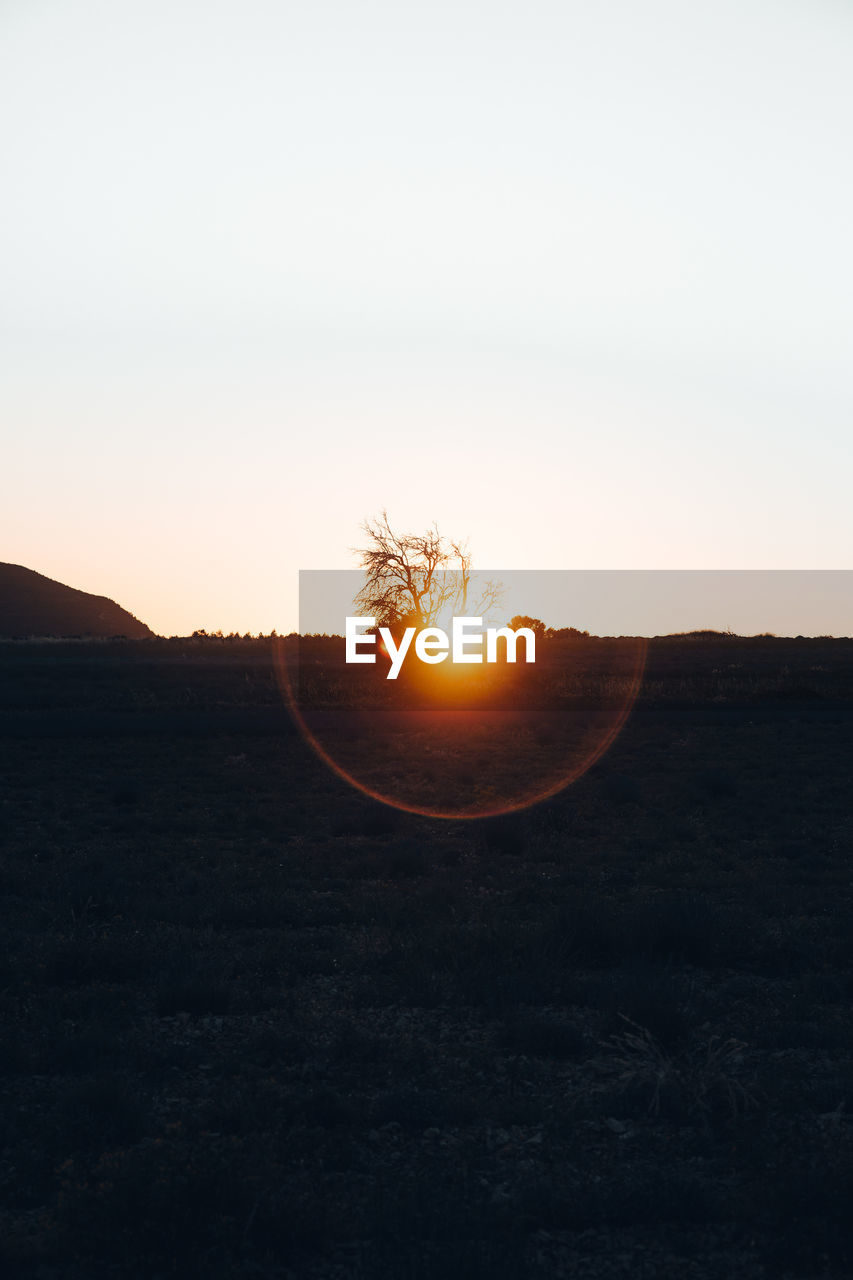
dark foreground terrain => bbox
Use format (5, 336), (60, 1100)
(1, 636), (853, 1278)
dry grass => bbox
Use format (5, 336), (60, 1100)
(591, 1015), (760, 1122)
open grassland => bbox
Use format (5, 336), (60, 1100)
(1, 637), (852, 1277)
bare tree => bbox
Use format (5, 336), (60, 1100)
(352, 511), (502, 631)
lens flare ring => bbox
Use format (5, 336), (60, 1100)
(273, 637), (647, 820)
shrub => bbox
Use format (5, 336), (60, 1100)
(592, 1018), (759, 1124)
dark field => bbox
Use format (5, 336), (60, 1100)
(2, 636), (853, 1278)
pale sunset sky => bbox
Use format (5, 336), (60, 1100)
(2, 0), (851, 635)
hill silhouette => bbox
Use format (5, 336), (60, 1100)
(0, 564), (154, 638)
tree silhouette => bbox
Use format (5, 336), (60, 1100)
(509, 615), (547, 639)
(353, 511), (502, 631)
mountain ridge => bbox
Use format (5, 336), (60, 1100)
(0, 563), (155, 638)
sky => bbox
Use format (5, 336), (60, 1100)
(2, 0), (852, 636)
